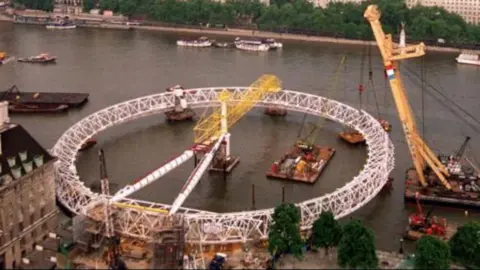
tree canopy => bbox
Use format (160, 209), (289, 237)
(268, 203), (304, 259)
(311, 211), (342, 254)
(448, 221), (480, 268)
(415, 235), (451, 270)
(337, 219), (378, 269)
(88, 0), (480, 44)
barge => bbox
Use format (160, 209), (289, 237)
(266, 144), (335, 184)
(8, 103), (68, 113)
(1, 85), (89, 109)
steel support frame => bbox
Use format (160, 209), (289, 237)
(52, 87), (395, 244)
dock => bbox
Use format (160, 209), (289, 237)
(404, 169), (480, 210)
(266, 145), (335, 184)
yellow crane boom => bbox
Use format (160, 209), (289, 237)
(194, 74), (282, 144)
(364, 5), (451, 190)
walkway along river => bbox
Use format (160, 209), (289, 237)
(0, 23), (479, 251)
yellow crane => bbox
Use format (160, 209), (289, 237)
(364, 5), (452, 190)
(193, 74), (282, 145)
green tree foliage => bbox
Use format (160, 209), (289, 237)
(311, 211), (342, 255)
(268, 203), (304, 259)
(337, 219), (378, 269)
(83, 0), (95, 12)
(448, 221), (480, 268)
(14, 0), (54, 12)
(415, 235), (451, 269)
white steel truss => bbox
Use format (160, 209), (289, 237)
(52, 88), (395, 244)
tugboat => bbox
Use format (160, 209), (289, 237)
(18, 53), (56, 64)
(79, 138), (97, 151)
(165, 85), (196, 122)
(264, 105), (287, 116)
(176, 36), (212, 48)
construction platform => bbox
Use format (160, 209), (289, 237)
(405, 169), (480, 210)
(403, 223), (457, 241)
(339, 130), (366, 145)
(266, 145), (336, 184)
(165, 108), (196, 122)
(209, 156), (240, 173)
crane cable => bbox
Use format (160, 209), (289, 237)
(366, 43), (382, 120)
(401, 66), (480, 135)
(303, 55), (347, 144)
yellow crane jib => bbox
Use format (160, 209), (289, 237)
(364, 4), (452, 190)
(193, 74), (282, 144)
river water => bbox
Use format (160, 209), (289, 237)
(1, 23), (479, 251)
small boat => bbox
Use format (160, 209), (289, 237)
(18, 53), (56, 64)
(177, 36), (212, 47)
(456, 51), (480, 66)
(8, 103), (69, 113)
(0, 52), (14, 65)
(234, 39), (270, 52)
(46, 22), (76, 30)
(264, 106), (287, 116)
(79, 138), (97, 151)
(262, 38), (283, 49)
(379, 119), (392, 132)
(213, 42), (232, 48)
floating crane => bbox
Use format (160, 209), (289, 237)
(364, 5), (452, 190)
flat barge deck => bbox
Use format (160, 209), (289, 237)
(0, 86), (89, 108)
(405, 169), (480, 210)
(266, 145), (335, 184)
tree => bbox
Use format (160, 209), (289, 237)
(83, 0), (95, 12)
(311, 211), (342, 255)
(268, 203), (304, 259)
(337, 219), (378, 269)
(415, 235), (451, 269)
(448, 221), (480, 268)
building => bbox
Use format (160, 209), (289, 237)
(54, 0), (83, 15)
(0, 102), (58, 269)
(309, 0), (365, 8)
(406, 0), (480, 25)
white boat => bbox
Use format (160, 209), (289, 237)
(234, 38), (270, 52)
(456, 51), (480, 66)
(46, 23), (76, 30)
(176, 37), (212, 48)
(262, 38), (283, 49)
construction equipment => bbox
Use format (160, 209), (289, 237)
(297, 56), (346, 150)
(193, 75), (282, 144)
(364, 5), (452, 190)
(98, 149), (127, 270)
(404, 192), (449, 241)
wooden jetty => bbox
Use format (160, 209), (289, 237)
(0, 85), (89, 113)
(266, 145), (335, 184)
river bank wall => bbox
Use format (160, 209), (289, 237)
(1, 10), (477, 54)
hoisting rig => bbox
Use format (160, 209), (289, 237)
(104, 75), (281, 216)
(364, 5), (452, 190)
(365, 5), (480, 206)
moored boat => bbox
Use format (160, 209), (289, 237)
(456, 51), (480, 66)
(18, 53), (56, 64)
(262, 38), (283, 49)
(234, 37), (270, 52)
(177, 36), (212, 48)
(46, 22), (76, 30)
(213, 42), (232, 48)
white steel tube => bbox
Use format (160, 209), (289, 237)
(170, 134), (226, 214)
(112, 150), (194, 202)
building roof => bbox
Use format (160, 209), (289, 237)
(0, 123), (55, 186)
